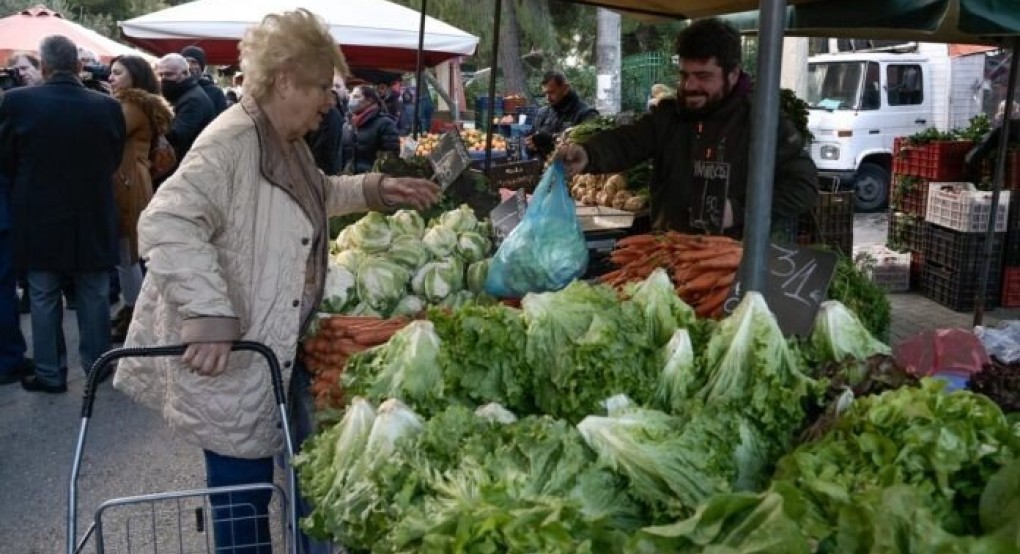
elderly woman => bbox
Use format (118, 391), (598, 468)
(113, 9), (439, 552)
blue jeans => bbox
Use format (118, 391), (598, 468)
(204, 450), (274, 554)
(0, 231), (27, 376)
(27, 270), (109, 385)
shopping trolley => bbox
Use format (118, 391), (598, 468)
(67, 342), (299, 554)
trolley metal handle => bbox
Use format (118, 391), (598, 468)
(69, 341), (297, 554)
(80, 341), (286, 418)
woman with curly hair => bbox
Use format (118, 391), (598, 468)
(112, 9), (439, 552)
(107, 55), (173, 343)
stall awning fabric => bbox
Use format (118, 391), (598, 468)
(724, 0), (1020, 45)
(0, 5), (154, 64)
(119, 0), (479, 69)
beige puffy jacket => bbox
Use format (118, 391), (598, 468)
(114, 97), (390, 459)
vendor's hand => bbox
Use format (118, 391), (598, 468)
(555, 143), (589, 177)
(183, 342), (233, 377)
(381, 177), (441, 210)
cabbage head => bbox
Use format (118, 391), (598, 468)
(356, 256), (411, 312)
(466, 259), (491, 293)
(809, 300), (891, 363)
(412, 259), (464, 302)
(322, 262), (356, 313)
(392, 295), (426, 318)
(438, 290), (475, 310)
(387, 236), (431, 271)
(335, 226), (355, 251)
(349, 302), (383, 317)
(422, 226), (458, 258)
(455, 232), (491, 264)
(438, 204), (478, 233)
(389, 209), (425, 239)
(333, 249), (366, 274)
(350, 212), (393, 253)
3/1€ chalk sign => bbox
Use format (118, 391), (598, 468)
(723, 243), (838, 336)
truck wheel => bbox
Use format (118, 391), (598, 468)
(854, 163), (889, 212)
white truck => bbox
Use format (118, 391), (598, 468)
(805, 43), (990, 210)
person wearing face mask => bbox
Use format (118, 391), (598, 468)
(557, 18), (817, 238)
(156, 53), (215, 167)
(112, 10), (440, 553)
(180, 45), (228, 115)
(340, 84), (400, 174)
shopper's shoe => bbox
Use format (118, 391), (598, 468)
(20, 375), (67, 394)
(0, 359), (34, 385)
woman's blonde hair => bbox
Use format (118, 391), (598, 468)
(238, 9), (349, 101)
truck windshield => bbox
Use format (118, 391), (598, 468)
(806, 62), (865, 110)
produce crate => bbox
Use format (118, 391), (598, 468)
(922, 222), (1004, 273)
(910, 249), (925, 291)
(887, 211), (924, 253)
(487, 160), (544, 192)
(923, 260), (1001, 312)
(797, 182), (854, 254)
(1001, 266), (1020, 308)
(925, 182), (1010, 233)
(890, 175), (929, 217)
(854, 245), (910, 293)
(917, 141), (972, 181)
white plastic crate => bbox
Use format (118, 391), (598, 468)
(925, 182), (1010, 233)
(853, 245), (911, 292)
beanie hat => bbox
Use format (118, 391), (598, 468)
(180, 46), (207, 70)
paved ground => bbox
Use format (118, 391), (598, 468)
(0, 212), (1016, 553)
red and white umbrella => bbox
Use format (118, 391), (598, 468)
(0, 4), (154, 63)
(120, 0), (479, 70)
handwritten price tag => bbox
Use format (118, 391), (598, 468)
(724, 243), (838, 337)
(428, 130), (473, 191)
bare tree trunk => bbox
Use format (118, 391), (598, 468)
(596, 8), (621, 114)
(499, 0), (528, 96)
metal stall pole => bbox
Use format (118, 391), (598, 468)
(974, 39), (1019, 326)
(413, 0), (428, 138)
(484, 0), (503, 175)
(741, 0), (788, 292)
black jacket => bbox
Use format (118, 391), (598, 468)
(529, 89), (599, 157)
(305, 106), (345, 175)
(340, 108), (400, 174)
(582, 90), (818, 236)
(164, 77), (215, 163)
(198, 75), (228, 115)
(0, 74), (125, 271)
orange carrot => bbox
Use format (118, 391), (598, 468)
(616, 234), (658, 248)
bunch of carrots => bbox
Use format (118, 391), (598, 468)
(599, 232), (743, 319)
(301, 315), (411, 410)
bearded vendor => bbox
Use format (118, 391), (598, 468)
(559, 18), (818, 238)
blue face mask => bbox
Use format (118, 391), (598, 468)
(348, 97), (364, 112)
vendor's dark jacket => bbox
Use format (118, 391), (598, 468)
(164, 76), (215, 164)
(340, 109), (400, 174)
(305, 105), (345, 175)
(530, 89), (599, 157)
(581, 90), (818, 237)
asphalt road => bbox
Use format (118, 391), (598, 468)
(0, 305), (205, 554)
(0, 211), (894, 553)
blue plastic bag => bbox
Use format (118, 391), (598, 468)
(485, 160), (588, 298)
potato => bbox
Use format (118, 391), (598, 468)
(596, 191), (613, 206)
(613, 190), (632, 203)
(624, 196), (648, 212)
(606, 174), (628, 191)
(611, 198), (628, 210)
(581, 192), (598, 206)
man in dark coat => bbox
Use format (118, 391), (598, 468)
(0, 35), (125, 393)
(526, 70), (599, 159)
(181, 45), (228, 115)
(559, 19), (817, 238)
(0, 169), (31, 386)
(156, 53), (215, 165)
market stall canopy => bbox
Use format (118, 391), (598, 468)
(0, 5), (154, 64)
(567, 0), (819, 19)
(119, 0), (479, 69)
(721, 0), (1020, 45)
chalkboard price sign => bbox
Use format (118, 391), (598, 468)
(428, 130), (473, 190)
(723, 243), (838, 337)
(489, 189), (528, 245)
